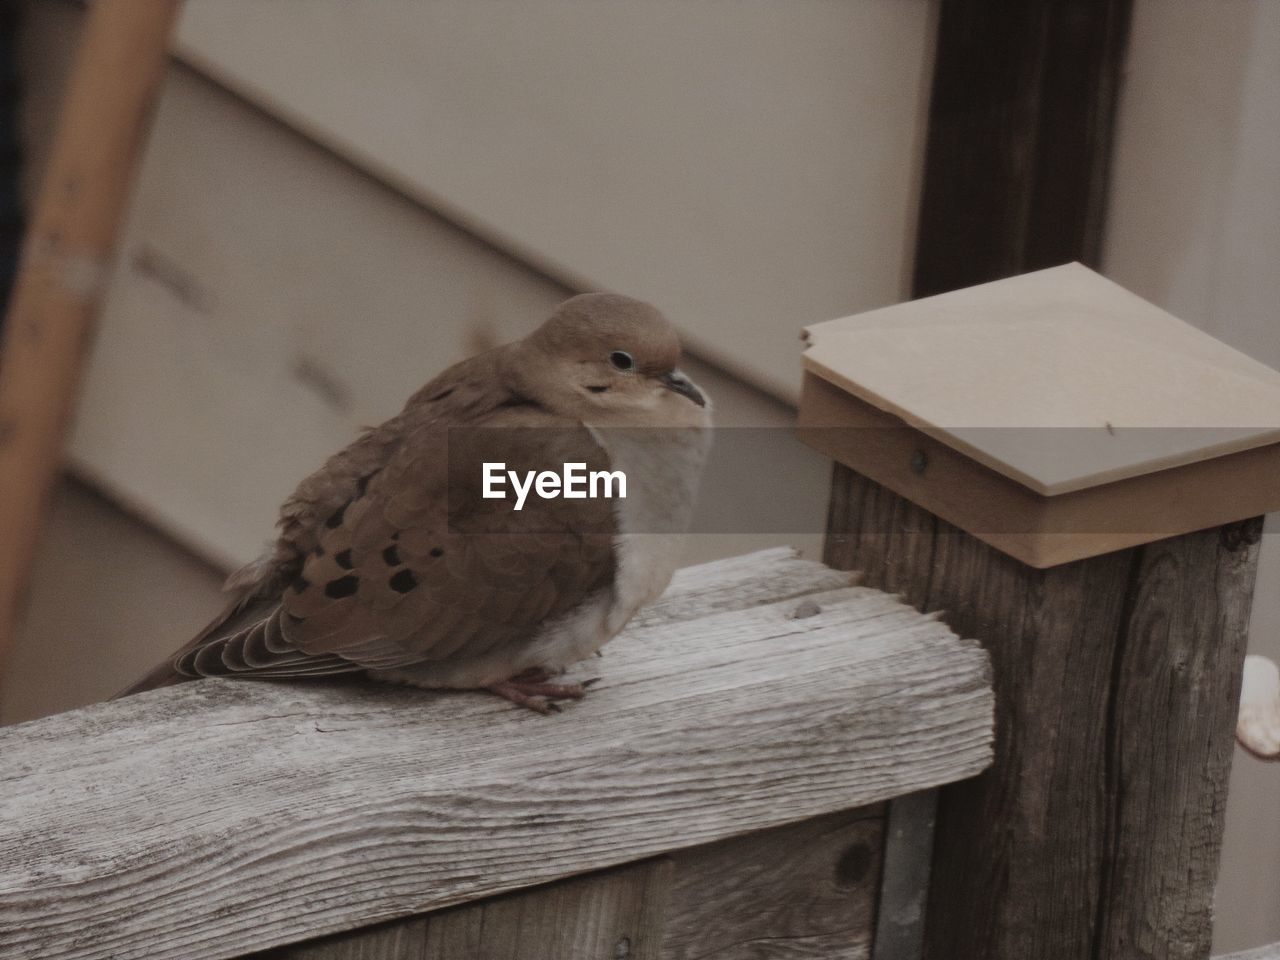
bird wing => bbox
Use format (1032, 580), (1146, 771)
(177, 403), (617, 680)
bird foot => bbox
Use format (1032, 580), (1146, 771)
(487, 673), (599, 715)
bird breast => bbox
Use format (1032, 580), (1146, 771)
(594, 424), (712, 634)
(516, 422), (710, 676)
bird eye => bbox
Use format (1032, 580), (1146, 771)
(609, 350), (635, 372)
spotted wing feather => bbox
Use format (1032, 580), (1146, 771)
(176, 396), (617, 681)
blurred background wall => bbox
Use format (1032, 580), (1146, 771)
(1, 0), (1276, 952)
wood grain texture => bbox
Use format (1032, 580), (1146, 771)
(0, 550), (993, 960)
(1096, 526), (1263, 958)
(825, 466), (1263, 960)
(662, 807), (882, 959)
(260, 858), (673, 960)
(255, 807), (885, 960)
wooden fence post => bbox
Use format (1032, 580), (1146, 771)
(826, 472), (1260, 960)
(799, 263), (1280, 960)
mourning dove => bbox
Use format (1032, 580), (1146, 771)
(130, 294), (711, 713)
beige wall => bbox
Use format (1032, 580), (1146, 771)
(19, 0), (909, 573)
(0, 479), (224, 725)
(1104, 1), (1280, 952)
(175, 0), (938, 401)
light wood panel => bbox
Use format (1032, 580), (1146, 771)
(0, 550), (993, 960)
(174, 0), (937, 400)
(798, 371), (1280, 568)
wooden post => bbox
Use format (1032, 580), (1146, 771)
(0, 0), (179, 673)
(799, 264), (1280, 960)
(825, 472), (1260, 960)
(913, 0), (1132, 295)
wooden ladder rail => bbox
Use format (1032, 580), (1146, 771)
(0, 0), (179, 676)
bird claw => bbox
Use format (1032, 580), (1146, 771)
(487, 675), (595, 714)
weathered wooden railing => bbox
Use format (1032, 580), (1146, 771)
(0, 549), (994, 960)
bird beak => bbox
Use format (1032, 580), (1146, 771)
(659, 369), (706, 407)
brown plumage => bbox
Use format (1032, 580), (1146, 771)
(128, 294), (712, 712)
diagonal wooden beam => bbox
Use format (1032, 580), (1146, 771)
(0, 0), (179, 677)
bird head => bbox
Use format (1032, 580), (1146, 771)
(513, 293), (711, 428)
